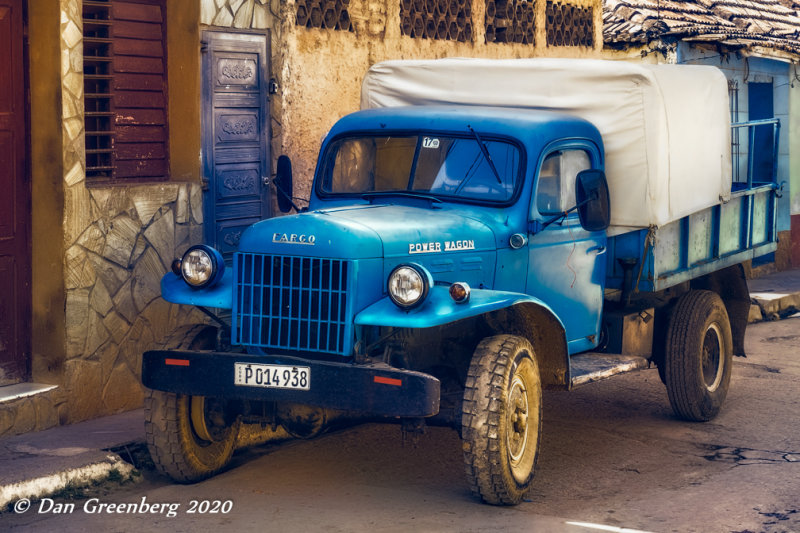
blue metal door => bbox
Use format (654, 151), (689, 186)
(202, 31), (272, 260)
(748, 82), (774, 182)
(526, 146), (606, 354)
(748, 82), (776, 266)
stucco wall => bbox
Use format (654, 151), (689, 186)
(202, 0), (603, 202)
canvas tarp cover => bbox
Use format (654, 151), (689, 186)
(361, 58), (732, 232)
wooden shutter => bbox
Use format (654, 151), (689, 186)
(112, 0), (168, 179)
(83, 0), (169, 183)
(84, 1), (114, 178)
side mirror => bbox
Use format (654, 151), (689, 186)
(274, 155), (294, 213)
(575, 169), (610, 232)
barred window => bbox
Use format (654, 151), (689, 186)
(83, 0), (169, 183)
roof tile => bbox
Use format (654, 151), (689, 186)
(604, 0), (800, 53)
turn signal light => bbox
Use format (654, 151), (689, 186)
(449, 282), (471, 303)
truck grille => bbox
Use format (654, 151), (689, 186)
(232, 253), (351, 354)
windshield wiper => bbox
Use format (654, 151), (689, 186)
(361, 191), (443, 204)
(468, 125), (502, 184)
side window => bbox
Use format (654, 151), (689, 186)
(536, 149), (591, 215)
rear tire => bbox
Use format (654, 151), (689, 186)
(665, 290), (733, 421)
(144, 325), (241, 482)
(462, 335), (542, 505)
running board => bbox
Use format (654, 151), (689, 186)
(570, 353), (650, 388)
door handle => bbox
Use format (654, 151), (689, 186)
(587, 245), (606, 255)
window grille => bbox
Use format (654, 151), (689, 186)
(82, 0), (169, 183)
(485, 0), (535, 44)
(399, 0), (473, 41)
(545, 1), (593, 47)
(296, 0), (353, 31)
(83, 1), (114, 177)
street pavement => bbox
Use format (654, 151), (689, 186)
(1, 268), (799, 531)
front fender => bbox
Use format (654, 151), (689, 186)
(356, 287), (571, 389)
(160, 269), (233, 309)
(354, 286), (564, 330)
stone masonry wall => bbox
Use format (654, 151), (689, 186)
(55, 0), (207, 428)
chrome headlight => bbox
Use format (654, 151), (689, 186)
(388, 264), (431, 309)
(178, 245), (224, 288)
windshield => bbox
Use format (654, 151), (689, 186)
(319, 134), (522, 203)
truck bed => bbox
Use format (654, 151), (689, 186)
(607, 181), (778, 294)
(606, 118), (780, 295)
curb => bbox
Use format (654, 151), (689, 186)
(750, 292), (800, 323)
(0, 453), (135, 510)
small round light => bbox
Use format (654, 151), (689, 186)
(171, 258), (182, 275)
(388, 264), (431, 309)
(449, 282), (471, 303)
(509, 233), (528, 249)
(180, 245), (224, 288)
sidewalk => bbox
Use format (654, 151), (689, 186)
(0, 409), (141, 509)
(748, 268), (800, 321)
(1, 268), (799, 510)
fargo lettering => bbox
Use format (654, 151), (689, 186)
(272, 233), (316, 245)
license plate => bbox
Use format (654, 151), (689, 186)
(234, 363), (310, 390)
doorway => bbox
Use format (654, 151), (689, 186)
(0, 0), (30, 385)
(201, 31), (272, 262)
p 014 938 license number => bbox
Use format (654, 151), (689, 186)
(234, 363), (310, 390)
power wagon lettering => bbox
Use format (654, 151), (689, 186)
(408, 240), (475, 254)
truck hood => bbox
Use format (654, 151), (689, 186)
(238, 204), (498, 260)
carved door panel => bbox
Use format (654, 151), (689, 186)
(202, 31), (271, 259)
(0, 0), (30, 385)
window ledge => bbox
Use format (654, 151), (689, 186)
(0, 383), (59, 404)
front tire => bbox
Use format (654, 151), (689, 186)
(461, 335), (542, 505)
(144, 325), (241, 482)
(665, 290), (733, 422)
(145, 391), (241, 482)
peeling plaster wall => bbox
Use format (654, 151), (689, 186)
(790, 71), (800, 266)
(201, 0), (603, 203)
(283, 0), (603, 201)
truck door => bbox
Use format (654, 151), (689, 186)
(527, 145), (606, 355)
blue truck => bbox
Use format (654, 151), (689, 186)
(142, 60), (780, 505)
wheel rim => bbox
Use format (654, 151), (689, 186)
(506, 370), (532, 484)
(190, 396), (214, 443)
(702, 323), (724, 392)
(189, 396), (232, 444)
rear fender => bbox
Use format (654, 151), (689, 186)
(690, 263), (749, 357)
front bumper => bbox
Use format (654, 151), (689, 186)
(142, 350), (440, 418)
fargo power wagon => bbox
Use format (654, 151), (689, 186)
(142, 59), (780, 505)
